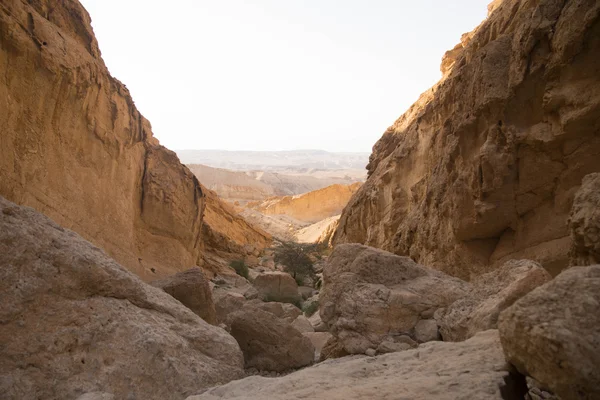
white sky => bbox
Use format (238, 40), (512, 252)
(80, 0), (488, 152)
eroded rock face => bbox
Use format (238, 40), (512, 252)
(569, 173), (600, 266)
(252, 183), (362, 224)
(438, 259), (551, 341)
(189, 330), (526, 400)
(228, 305), (315, 372)
(0, 0), (270, 281)
(0, 196), (243, 399)
(320, 244), (469, 354)
(253, 272), (301, 304)
(333, 0), (600, 279)
(150, 267), (217, 325)
(498, 265), (600, 400)
(201, 187), (272, 262)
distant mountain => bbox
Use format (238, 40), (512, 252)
(187, 164), (365, 202)
(175, 149), (370, 171)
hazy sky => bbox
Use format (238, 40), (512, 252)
(80, 1), (488, 152)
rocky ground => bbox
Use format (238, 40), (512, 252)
(1, 0), (599, 398)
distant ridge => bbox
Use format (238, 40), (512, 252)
(175, 149), (370, 171)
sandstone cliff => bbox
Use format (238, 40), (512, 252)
(201, 186), (271, 262)
(334, 0), (600, 279)
(0, 0), (269, 280)
(254, 183), (361, 224)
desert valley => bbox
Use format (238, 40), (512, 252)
(1, 0), (599, 399)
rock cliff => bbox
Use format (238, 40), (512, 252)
(254, 183), (361, 224)
(0, 0), (269, 280)
(334, 0), (600, 279)
(201, 186), (271, 262)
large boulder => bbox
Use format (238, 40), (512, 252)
(569, 173), (600, 266)
(189, 330), (527, 400)
(498, 265), (600, 400)
(213, 290), (247, 326)
(320, 244), (469, 353)
(229, 305), (315, 372)
(248, 301), (302, 323)
(253, 272), (301, 304)
(151, 267), (217, 324)
(0, 197), (243, 399)
(438, 260), (551, 341)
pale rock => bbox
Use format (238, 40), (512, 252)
(189, 330), (526, 400)
(438, 260), (551, 341)
(228, 305), (315, 372)
(320, 244), (469, 353)
(308, 312), (328, 333)
(254, 272), (301, 304)
(499, 265), (600, 400)
(150, 267), (217, 324)
(376, 340), (413, 354)
(302, 332), (333, 361)
(0, 197), (243, 399)
(291, 315), (315, 333)
(76, 394), (115, 400)
(249, 301), (302, 323)
(414, 319), (440, 343)
(214, 290), (247, 326)
(569, 173), (600, 266)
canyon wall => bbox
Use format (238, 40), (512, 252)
(334, 0), (600, 280)
(0, 0), (269, 280)
(255, 183), (361, 224)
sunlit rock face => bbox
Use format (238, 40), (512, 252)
(0, 0), (270, 280)
(334, 0), (600, 280)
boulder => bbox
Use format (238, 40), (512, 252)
(189, 330), (527, 400)
(414, 319), (440, 343)
(213, 290), (247, 326)
(150, 267), (217, 324)
(438, 260), (551, 341)
(229, 305), (315, 372)
(254, 272), (301, 304)
(376, 340), (413, 354)
(302, 332), (332, 361)
(248, 301), (302, 323)
(291, 315), (314, 333)
(319, 336), (349, 362)
(0, 197), (243, 399)
(499, 265), (600, 400)
(320, 244), (469, 353)
(298, 286), (315, 300)
(569, 173), (600, 266)
(308, 312), (328, 332)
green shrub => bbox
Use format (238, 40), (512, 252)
(230, 259), (248, 279)
(302, 301), (319, 317)
(274, 242), (314, 283)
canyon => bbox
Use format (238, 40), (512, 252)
(0, 0), (599, 399)
(333, 0), (600, 280)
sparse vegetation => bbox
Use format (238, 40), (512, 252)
(302, 301), (319, 317)
(230, 259), (249, 279)
(273, 242), (316, 285)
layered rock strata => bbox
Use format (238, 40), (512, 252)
(334, 0), (600, 279)
(0, 0), (269, 281)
